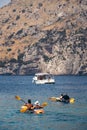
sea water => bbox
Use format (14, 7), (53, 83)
(0, 75), (87, 130)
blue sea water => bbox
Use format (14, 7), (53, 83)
(0, 75), (87, 130)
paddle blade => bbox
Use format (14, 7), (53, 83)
(48, 97), (57, 102)
(15, 95), (21, 100)
(20, 106), (28, 113)
(41, 102), (48, 107)
(70, 98), (75, 104)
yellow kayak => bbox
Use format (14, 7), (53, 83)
(49, 97), (75, 103)
(34, 109), (44, 114)
(20, 105), (44, 114)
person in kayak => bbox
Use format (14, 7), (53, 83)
(59, 94), (64, 100)
(57, 94), (70, 103)
(25, 99), (34, 110)
(34, 101), (43, 109)
(59, 94), (70, 103)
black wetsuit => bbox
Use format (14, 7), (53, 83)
(62, 95), (70, 103)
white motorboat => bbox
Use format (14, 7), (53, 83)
(32, 73), (55, 84)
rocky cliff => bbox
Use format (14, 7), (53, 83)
(0, 0), (87, 75)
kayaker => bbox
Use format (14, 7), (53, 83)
(34, 101), (43, 109)
(61, 94), (70, 103)
(59, 94), (64, 101)
(25, 99), (34, 110)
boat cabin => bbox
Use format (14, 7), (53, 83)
(32, 73), (55, 84)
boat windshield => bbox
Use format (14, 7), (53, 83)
(36, 74), (52, 80)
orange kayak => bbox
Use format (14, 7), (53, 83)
(20, 105), (44, 114)
(34, 109), (44, 114)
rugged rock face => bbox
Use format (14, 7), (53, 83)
(0, 0), (87, 75)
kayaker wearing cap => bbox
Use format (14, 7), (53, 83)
(34, 101), (43, 109)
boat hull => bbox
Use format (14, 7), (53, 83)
(34, 79), (55, 84)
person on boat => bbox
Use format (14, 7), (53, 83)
(25, 99), (34, 110)
(34, 101), (43, 109)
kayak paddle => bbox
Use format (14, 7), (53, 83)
(69, 98), (75, 104)
(41, 102), (48, 107)
(20, 106), (28, 113)
(15, 95), (26, 103)
(48, 97), (57, 102)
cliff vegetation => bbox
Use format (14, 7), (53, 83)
(0, 0), (87, 75)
